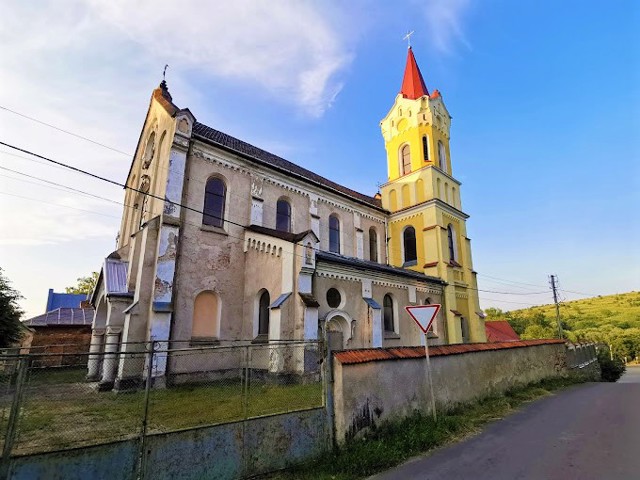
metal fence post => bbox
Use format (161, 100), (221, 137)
(323, 336), (335, 449)
(137, 341), (155, 480)
(1, 357), (28, 479)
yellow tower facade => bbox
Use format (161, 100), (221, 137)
(380, 47), (486, 344)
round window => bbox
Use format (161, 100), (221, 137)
(326, 288), (341, 309)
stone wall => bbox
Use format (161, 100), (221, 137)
(332, 340), (575, 443)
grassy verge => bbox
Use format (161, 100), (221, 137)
(265, 376), (586, 480)
(0, 368), (322, 455)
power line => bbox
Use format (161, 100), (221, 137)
(0, 105), (131, 157)
(476, 272), (548, 289)
(0, 166), (121, 205)
(0, 191), (122, 219)
(0, 141), (607, 299)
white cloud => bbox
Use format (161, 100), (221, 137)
(87, 0), (352, 116)
(418, 0), (472, 54)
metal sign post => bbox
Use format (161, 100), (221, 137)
(406, 305), (441, 422)
(423, 332), (437, 421)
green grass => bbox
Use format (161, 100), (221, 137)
(263, 376), (585, 480)
(0, 369), (322, 455)
(485, 291), (640, 360)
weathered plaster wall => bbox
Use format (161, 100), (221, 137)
(8, 409), (327, 480)
(333, 342), (571, 443)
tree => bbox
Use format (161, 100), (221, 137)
(0, 267), (24, 348)
(65, 271), (99, 295)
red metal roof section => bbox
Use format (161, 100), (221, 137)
(400, 47), (429, 100)
(485, 321), (521, 343)
(334, 339), (565, 366)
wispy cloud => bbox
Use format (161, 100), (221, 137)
(88, 0), (352, 117)
(418, 0), (472, 54)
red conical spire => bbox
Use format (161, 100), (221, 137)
(400, 47), (429, 100)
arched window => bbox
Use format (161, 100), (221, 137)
(460, 317), (467, 342)
(203, 177), (226, 227)
(276, 198), (291, 232)
(401, 184), (411, 208)
(436, 178), (441, 199)
(369, 227), (378, 262)
(383, 294), (394, 332)
(438, 141), (446, 171)
(329, 214), (340, 254)
(447, 224), (457, 262)
(142, 131), (155, 169)
(422, 135), (429, 162)
(401, 145), (411, 175)
(192, 291), (220, 339)
(258, 290), (270, 336)
(403, 226), (417, 265)
(389, 189), (398, 211)
(451, 187), (457, 208)
(416, 178), (425, 203)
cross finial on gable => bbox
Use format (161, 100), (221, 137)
(403, 30), (414, 49)
(162, 64), (169, 82)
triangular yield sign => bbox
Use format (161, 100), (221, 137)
(405, 304), (441, 334)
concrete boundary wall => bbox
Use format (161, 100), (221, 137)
(332, 340), (571, 443)
(8, 408), (327, 480)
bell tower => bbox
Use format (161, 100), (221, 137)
(379, 47), (486, 344)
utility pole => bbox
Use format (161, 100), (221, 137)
(549, 275), (563, 339)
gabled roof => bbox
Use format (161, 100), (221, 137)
(192, 123), (384, 210)
(23, 308), (93, 327)
(485, 321), (521, 343)
(400, 47), (429, 100)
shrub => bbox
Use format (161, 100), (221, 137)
(597, 350), (626, 382)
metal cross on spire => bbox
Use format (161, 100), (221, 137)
(162, 64), (169, 81)
(403, 30), (415, 48)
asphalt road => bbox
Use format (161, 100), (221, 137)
(371, 366), (640, 480)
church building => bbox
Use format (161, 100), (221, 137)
(88, 47), (486, 390)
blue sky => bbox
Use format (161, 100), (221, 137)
(0, 0), (638, 317)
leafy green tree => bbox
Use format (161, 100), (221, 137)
(0, 267), (24, 348)
(65, 271), (99, 295)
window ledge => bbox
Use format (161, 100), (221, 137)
(200, 224), (228, 236)
(384, 332), (401, 339)
(251, 334), (269, 344)
(403, 260), (417, 267)
(189, 337), (220, 347)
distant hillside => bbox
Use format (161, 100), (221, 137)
(485, 291), (640, 361)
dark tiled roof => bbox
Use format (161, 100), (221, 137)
(23, 308), (94, 327)
(192, 123), (384, 210)
(316, 251), (445, 284)
(246, 225), (315, 244)
(334, 339), (565, 365)
(485, 321), (521, 343)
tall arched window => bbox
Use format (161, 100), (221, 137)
(422, 135), (429, 162)
(192, 291), (220, 339)
(203, 177), (226, 227)
(276, 198), (291, 232)
(383, 294), (394, 332)
(389, 189), (398, 211)
(403, 226), (417, 265)
(447, 224), (457, 262)
(401, 145), (411, 175)
(438, 141), (446, 171)
(258, 290), (270, 336)
(369, 227), (378, 262)
(329, 214), (340, 254)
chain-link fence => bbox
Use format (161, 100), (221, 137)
(0, 340), (325, 464)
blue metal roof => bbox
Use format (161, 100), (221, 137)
(46, 290), (88, 311)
